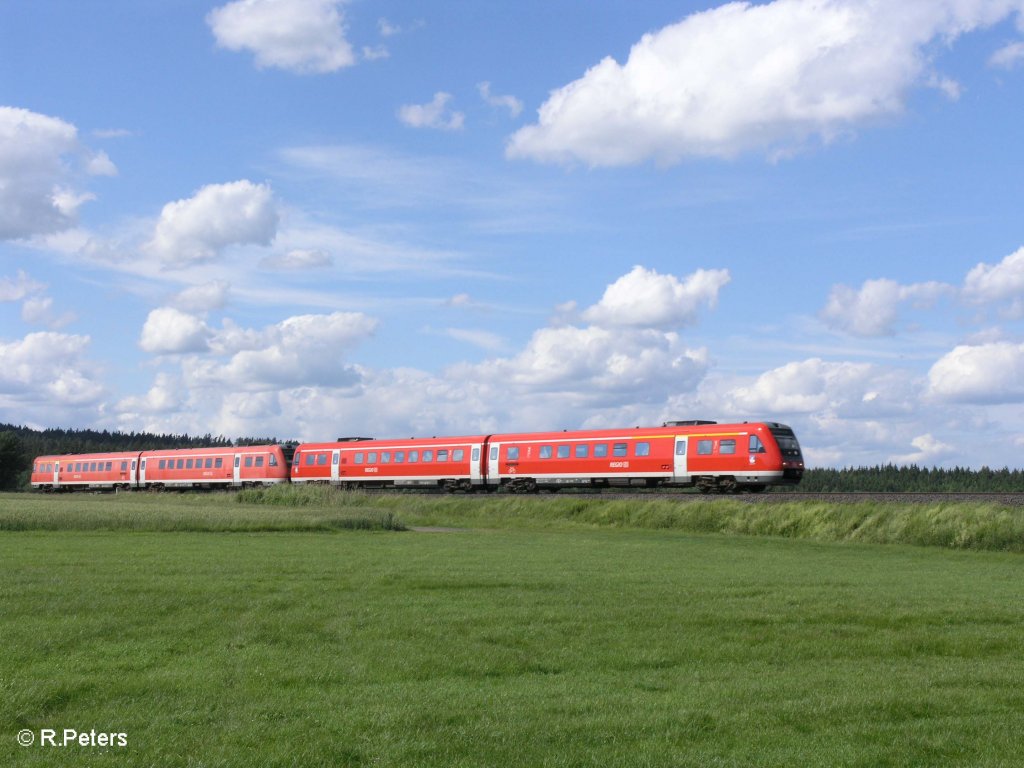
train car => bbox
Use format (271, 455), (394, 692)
(139, 445), (288, 489)
(30, 452), (142, 491)
(292, 436), (488, 491)
(489, 421), (802, 493)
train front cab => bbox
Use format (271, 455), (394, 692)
(670, 422), (804, 492)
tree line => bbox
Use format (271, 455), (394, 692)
(794, 464), (1024, 493)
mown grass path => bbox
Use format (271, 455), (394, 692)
(2, 518), (1023, 766)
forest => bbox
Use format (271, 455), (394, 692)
(0, 424), (1021, 492)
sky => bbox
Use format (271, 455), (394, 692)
(2, 0), (1024, 469)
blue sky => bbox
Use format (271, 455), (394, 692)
(2, 0), (1024, 469)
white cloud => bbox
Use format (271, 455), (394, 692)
(582, 265), (730, 329)
(0, 270), (45, 302)
(172, 281), (230, 313)
(260, 248), (333, 270)
(724, 358), (918, 417)
(820, 277), (951, 336)
(928, 341), (1024, 403)
(0, 332), (104, 406)
(963, 246), (1024, 316)
(139, 308), (212, 354)
(116, 373), (184, 416)
(398, 93), (465, 131)
(21, 296), (76, 330)
(207, 0), (355, 74)
(508, 0), (1024, 166)
(889, 433), (955, 465)
(990, 40), (1024, 68)
(0, 107), (115, 239)
(143, 180), (278, 267)
(478, 82), (523, 117)
(187, 311), (377, 391)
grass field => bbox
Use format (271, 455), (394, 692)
(2, 491), (1024, 766)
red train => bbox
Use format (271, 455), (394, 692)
(292, 421), (803, 493)
(30, 445), (288, 491)
(31, 421), (804, 494)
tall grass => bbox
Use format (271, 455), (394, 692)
(3, 488), (1023, 552)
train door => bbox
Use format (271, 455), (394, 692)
(331, 450), (341, 482)
(139, 458), (147, 487)
(470, 444), (483, 485)
(673, 437), (689, 484)
(233, 454), (242, 486)
(53, 461), (60, 489)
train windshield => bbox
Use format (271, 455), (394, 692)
(769, 426), (803, 458)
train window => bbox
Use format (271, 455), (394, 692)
(507, 447), (519, 460)
(215, 458), (223, 468)
(575, 444), (589, 458)
(205, 458), (214, 469)
(613, 443), (627, 457)
(317, 454), (327, 466)
(749, 435), (766, 454)
(256, 456), (265, 467)
(635, 442), (650, 457)
(177, 459), (185, 469)
(159, 459), (167, 470)
(423, 450), (433, 462)
(242, 457), (251, 468)
(675, 441), (686, 456)
(454, 449), (465, 462)
(557, 445), (570, 459)
(269, 454), (277, 466)
(395, 451), (405, 463)
(305, 454), (315, 466)
(594, 444), (608, 458)
(720, 439), (736, 455)
(697, 440), (713, 455)
(328, 454), (336, 466)
(186, 459), (194, 469)
(90, 462), (98, 472)
(382, 452), (391, 464)
(74, 463), (80, 471)
(122, 461), (128, 471)
(355, 453), (364, 464)
(490, 447), (498, 461)
(437, 450), (448, 462)
(409, 451), (419, 463)
(539, 446), (552, 459)
(368, 452), (378, 464)
(471, 448), (479, 462)
(106, 462), (113, 471)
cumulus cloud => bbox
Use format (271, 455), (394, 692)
(889, 433), (955, 465)
(398, 93), (465, 131)
(962, 246), (1024, 316)
(21, 296), (76, 330)
(171, 281), (230, 313)
(0, 332), (104, 406)
(143, 180), (278, 267)
(508, 0), (1024, 166)
(116, 372), (185, 416)
(928, 341), (1024, 403)
(139, 308), (212, 354)
(207, 0), (355, 73)
(725, 358), (917, 417)
(582, 265), (730, 329)
(820, 277), (952, 336)
(0, 106), (115, 239)
(187, 311), (377, 390)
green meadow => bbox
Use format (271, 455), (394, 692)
(2, 491), (1023, 766)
